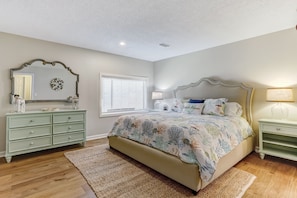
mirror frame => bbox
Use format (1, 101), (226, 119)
(10, 59), (79, 103)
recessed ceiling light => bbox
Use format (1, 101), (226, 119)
(119, 41), (126, 46)
(159, 43), (170, 47)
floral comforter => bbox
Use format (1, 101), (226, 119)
(108, 112), (253, 182)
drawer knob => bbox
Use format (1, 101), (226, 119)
(68, 117), (71, 120)
(68, 126), (72, 130)
(30, 131), (34, 134)
(276, 128), (281, 131)
(68, 136), (72, 140)
(29, 120), (34, 123)
(30, 142), (34, 145)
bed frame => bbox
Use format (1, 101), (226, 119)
(108, 77), (255, 193)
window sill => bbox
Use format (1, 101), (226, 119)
(99, 110), (149, 118)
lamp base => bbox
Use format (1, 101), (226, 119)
(154, 100), (162, 110)
(271, 103), (288, 120)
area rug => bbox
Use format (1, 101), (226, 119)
(65, 144), (255, 198)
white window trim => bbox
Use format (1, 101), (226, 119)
(99, 73), (149, 117)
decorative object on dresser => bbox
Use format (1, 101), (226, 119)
(258, 119), (297, 161)
(5, 109), (86, 163)
(266, 88), (295, 119)
(72, 96), (79, 110)
(12, 94), (26, 113)
(10, 59), (79, 103)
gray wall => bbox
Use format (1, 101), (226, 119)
(154, 28), (297, 131)
(0, 32), (154, 154)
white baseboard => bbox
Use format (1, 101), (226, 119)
(86, 133), (108, 141)
(0, 151), (5, 158)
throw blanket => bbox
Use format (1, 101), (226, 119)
(108, 112), (253, 182)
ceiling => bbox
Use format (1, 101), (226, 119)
(0, 0), (296, 62)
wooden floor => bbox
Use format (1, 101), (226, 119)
(0, 138), (296, 198)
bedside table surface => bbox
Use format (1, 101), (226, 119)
(259, 119), (297, 125)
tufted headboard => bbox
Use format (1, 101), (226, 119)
(174, 77), (254, 125)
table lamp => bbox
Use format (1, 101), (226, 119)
(152, 91), (163, 109)
(266, 88), (294, 119)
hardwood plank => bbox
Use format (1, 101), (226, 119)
(235, 152), (297, 198)
(0, 138), (296, 197)
(0, 142), (99, 198)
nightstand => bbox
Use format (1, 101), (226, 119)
(258, 119), (297, 161)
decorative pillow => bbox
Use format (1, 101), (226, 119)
(189, 99), (205, 103)
(224, 102), (243, 117)
(182, 103), (204, 115)
(202, 98), (227, 116)
(162, 98), (184, 112)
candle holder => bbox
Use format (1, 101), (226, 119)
(72, 96), (79, 110)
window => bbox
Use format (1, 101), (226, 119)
(100, 73), (148, 117)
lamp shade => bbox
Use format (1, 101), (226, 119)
(152, 91), (163, 100)
(266, 88), (294, 102)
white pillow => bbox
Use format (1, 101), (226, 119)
(162, 98), (184, 112)
(182, 103), (204, 115)
(202, 98), (227, 116)
(224, 102), (243, 117)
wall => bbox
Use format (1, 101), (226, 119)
(0, 32), (154, 153)
(154, 28), (297, 133)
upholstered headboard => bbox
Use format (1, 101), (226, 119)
(174, 77), (254, 125)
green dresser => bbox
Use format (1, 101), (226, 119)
(5, 109), (86, 163)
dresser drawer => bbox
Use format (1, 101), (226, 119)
(8, 114), (52, 128)
(53, 123), (84, 134)
(262, 124), (297, 137)
(53, 132), (84, 145)
(8, 136), (52, 153)
(9, 125), (52, 140)
(53, 113), (84, 124)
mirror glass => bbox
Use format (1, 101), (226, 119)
(10, 59), (79, 103)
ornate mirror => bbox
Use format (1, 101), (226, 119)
(10, 59), (79, 103)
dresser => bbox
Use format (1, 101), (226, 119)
(258, 119), (297, 161)
(5, 109), (86, 163)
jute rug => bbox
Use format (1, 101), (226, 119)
(65, 144), (255, 198)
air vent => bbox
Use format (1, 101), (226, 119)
(159, 43), (170, 47)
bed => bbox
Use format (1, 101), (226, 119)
(108, 77), (255, 194)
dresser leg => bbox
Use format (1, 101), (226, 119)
(5, 156), (12, 163)
(259, 153), (265, 159)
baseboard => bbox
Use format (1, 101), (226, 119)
(0, 151), (5, 158)
(86, 133), (108, 141)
